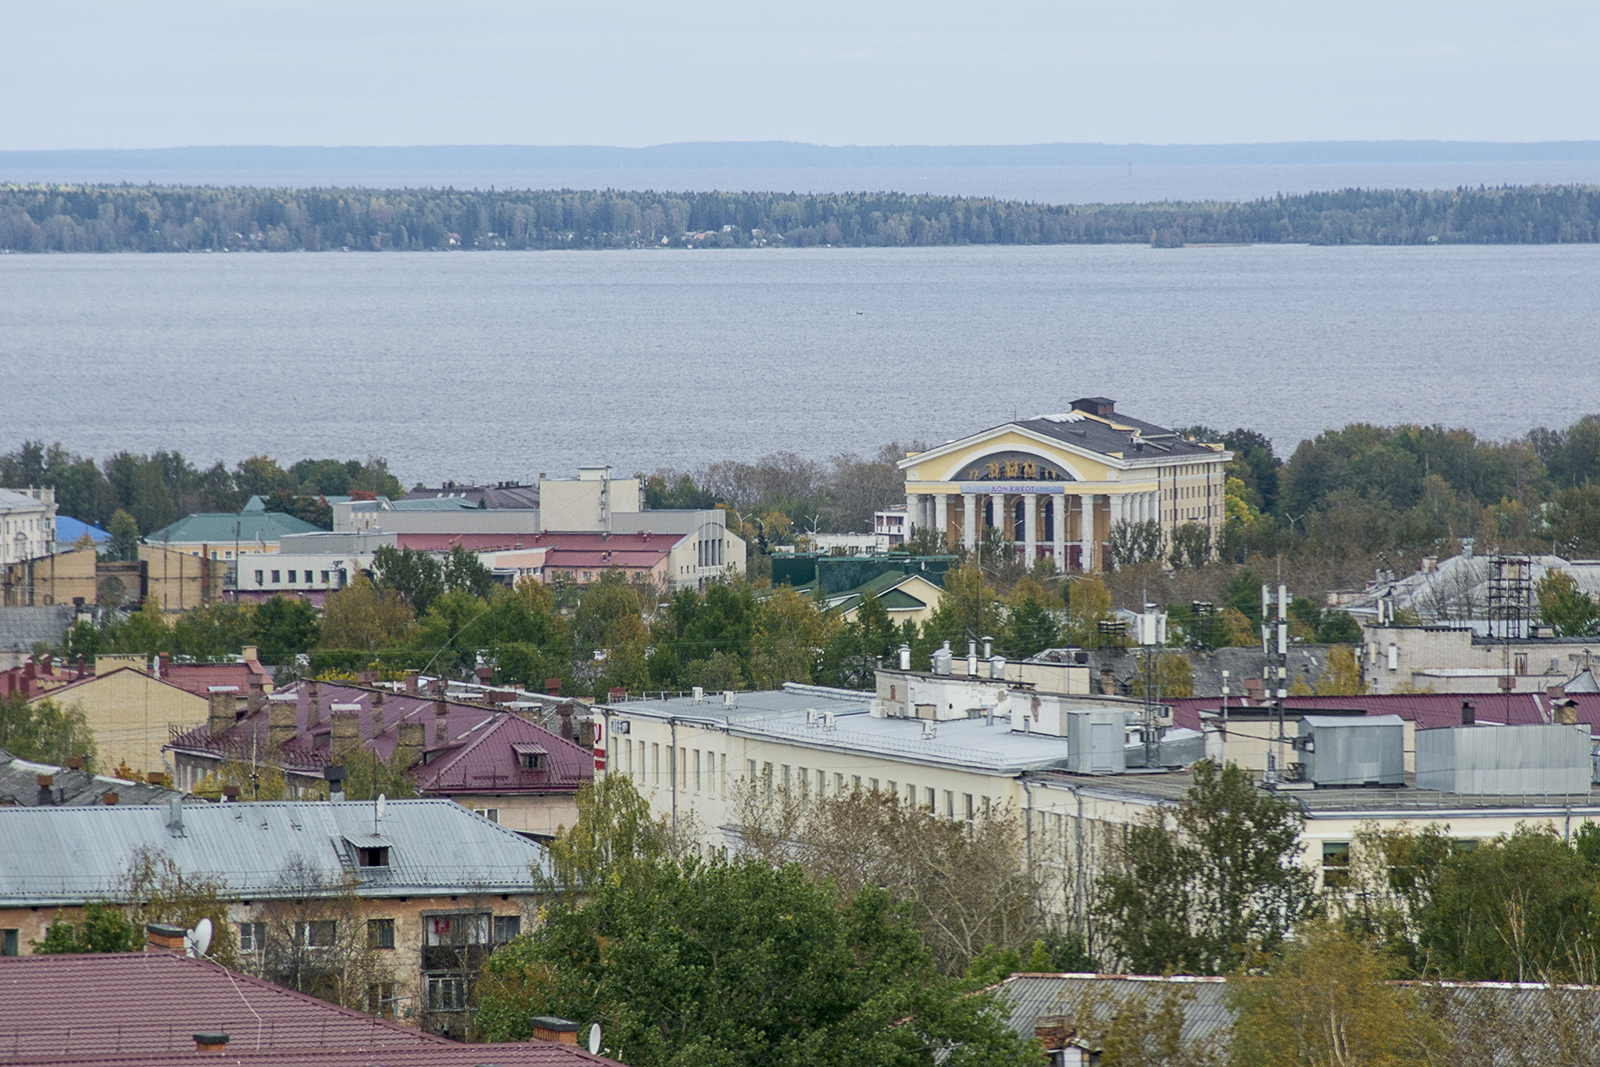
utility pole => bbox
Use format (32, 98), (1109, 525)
(1262, 582), (1289, 782)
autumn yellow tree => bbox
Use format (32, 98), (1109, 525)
(1316, 647), (1367, 695)
(1228, 920), (1443, 1067)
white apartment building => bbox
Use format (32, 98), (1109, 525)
(0, 488), (56, 566)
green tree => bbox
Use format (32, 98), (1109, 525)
(1315, 609), (1364, 644)
(1169, 523), (1211, 569)
(32, 903), (140, 953)
(1096, 760), (1314, 974)
(107, 508), (140, 562)
(1067, 576), (1117, 648)
(1005, 592), (1060, 658)
(1537, 568), (1600, 637)
(543, 776), (673, 901)
(475, 857), (1032, 1067)
(372, 545), (445, 616)
(253, 595), (320, 664)
(319, 575), (416, 651)
(1107, 519), (1161, 568)
(0, 694), (99, 771)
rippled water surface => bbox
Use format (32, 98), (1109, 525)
(3, 244), (1597, 483)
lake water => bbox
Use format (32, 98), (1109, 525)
(3, 245), (1598, 485)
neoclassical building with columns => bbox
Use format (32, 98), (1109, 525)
(897, 397), (1230, 571)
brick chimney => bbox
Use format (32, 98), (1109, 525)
(307, 679), (322, 726)
(396, 721), (425, 767)
(1033, 1015), (1079, 1054)
(529, 1016), (579, 1045)
(330, 707), (361, 757)
(193, 1033), (230, 1054)
(246, 673), (267, 716)
(558, 703), (574, 742)
(207, 686), (239, 737)
(267, 699), (297, 749)
(1098, 667), (1115, 696)
(476, 665), (494, 686)
(145, 923), (187, 953)
(158, 652), (170, 678)
(403, 670), (419, 695)
(371, 689), (386, 732)
(434, 702), (451, 746)
(544, 676), (563, 697)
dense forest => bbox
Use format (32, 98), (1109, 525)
(3, 182), (1599, 252)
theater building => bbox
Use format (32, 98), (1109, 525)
(897, 398), (1230, 570)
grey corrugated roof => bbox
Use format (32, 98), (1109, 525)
(994, 974), (1232, 1044)
(0, 798), (550, 906)
(0, 606), (76, 653)
(1014, 410), (1223, 462)
(0, 749), (179, 807)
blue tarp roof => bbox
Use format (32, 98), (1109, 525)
(56, 515), (110, 545)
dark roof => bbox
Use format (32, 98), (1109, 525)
(166, 681), (594, 795)
(0, 951), (623, 1066)
(0, 606), (76, 654)
(402, 483), (542, 509)
(1010, 408), (1223, 461)
(0, 748), (179, 807)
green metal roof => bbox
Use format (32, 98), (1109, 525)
(145, 511), (321, 545)
(828, 571), (934, 614)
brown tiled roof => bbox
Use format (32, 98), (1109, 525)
(0, 951), (622, 1066)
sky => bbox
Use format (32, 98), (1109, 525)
(5, 1), (1600, 150)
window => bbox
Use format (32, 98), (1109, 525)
(321, 571), (330, 583)
(836, 773), (845, 794)
(694, 750), (702, 792)
(427, 974), (469, 1011)
(296, 920), (336, 948)
(749, 759), (757, 783)
(519, 751), (542, 770)
(852, 775), (862, 791)
(254, 570), (263, 585)
(493, 915), (521, 944)
(368, 981), (396, 1018)
(945, 790), (955, 817)
(963, 794), (975, 819)
(925, 787), (936, 811)
(356, 846), (390, 868)
(286, 570), (296, 583)
(782, 765), (791, 792)
(652, 743), (660, 785)
(762, 762), (774, 791)
(2, 929), (18, 956)
(237, 921), (266, 952)
(271, 570), (280, 583)
(425, 912), (490, 946)
(367, 918), (395, 949)
(1322, 842), (1351, 889)
(483, 808), (499, 823)
(816, 770), (824, 795)
(869, 778), (879, 792)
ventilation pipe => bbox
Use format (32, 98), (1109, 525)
(899, 644), (911, 671)
(990, 655), (1007, 680)
(932, 641), (953, 675)
(982, 636), (993, 659)
(1461, 700), (1476, 726)
(967, 640), (978, 676)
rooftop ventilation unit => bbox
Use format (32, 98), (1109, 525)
(1294, 715), (1405, 787)
(1065, 710), (1126, 774)
(1417, 722), (1590, 794)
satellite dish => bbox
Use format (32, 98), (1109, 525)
(186, 917), (213, 958)
(587, 1023), (602, 1055)
(376, 793), (386, 818)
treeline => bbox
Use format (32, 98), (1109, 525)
(4, 182), (1599, 252)
(0, 440), (402, 542)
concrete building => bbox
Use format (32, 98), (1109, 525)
(1361, 623), (1600, 695)
(232, 530), (396, 604)
(0, 799), (553, 1040)
(874, 504), (912, 550)
(0, 487), (56, 567)
(897, 397), (1230, 571)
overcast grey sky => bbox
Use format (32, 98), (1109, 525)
(6, 1), (1598, 150)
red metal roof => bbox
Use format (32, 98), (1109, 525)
(0, 951), (621, 1066)
(396, 531), (678, 569)
(166, 682), (594, 793)
(1165, 691), (1600, 732)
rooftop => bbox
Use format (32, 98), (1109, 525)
(0, 951), (622, 1066)
(0, 748), (179, 807)
(144, 512), (321, 546)
(603, 684), (1122, 775)
(0, 798), (552, 906)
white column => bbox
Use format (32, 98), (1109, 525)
(935, 494), (949, 539)
(1079, 494), (1096, 572)
(962, 493), (977, 550)
(1023, 493), (1038, 563)
(1052, 493), (1066, 567)
(990, 493), (1007, 542)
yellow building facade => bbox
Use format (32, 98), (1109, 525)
(36, 667), (209, 777)
(898, 397), (1230, 570)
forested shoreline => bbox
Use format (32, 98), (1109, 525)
(3, 182), (1599, 252)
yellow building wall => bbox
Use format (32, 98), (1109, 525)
(1, 546), (99, 607)
(140, 544), (224, 612)
(37, 669), (208, 778)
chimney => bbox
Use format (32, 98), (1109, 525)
(544, 675), (563, 696)
(356, 669), (378, 686)
(267, 700), (297, 748)
(1033, 1016), (1078, 1054)
(371, 689), (386, 730)
(193, 1033), (230, 1054)
(307, 679), (322, 726)
(396, 721), (425, 767)
(102, 791), (119, 805)
(1461, 700), (1476, 726)
(607, 687), (627, 703)
(145, 923), (187, 953)
(76, 654), (85, 678)
(578, 719), (596, 749)
(558, 703), (575, 741)
(403, 670), (419, 695)
(241, 645), (258, 663)
(41, 653), (52, 674)
(324, 764), (346, 802)
(434, 702), (451, 746)
(898, 643), (911, 671)
(476, 665), (494, 686)
(207, 686), (239, 737)
(1099, 667), (1116, 695)
(330, 707), (361, 756)
(247, 673), (267, 716)
(64, 757), (83, 771)
(1553, 697), (1579, 726)
(529, 1016), (580, 1046)
(158, 652), (170, 678)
